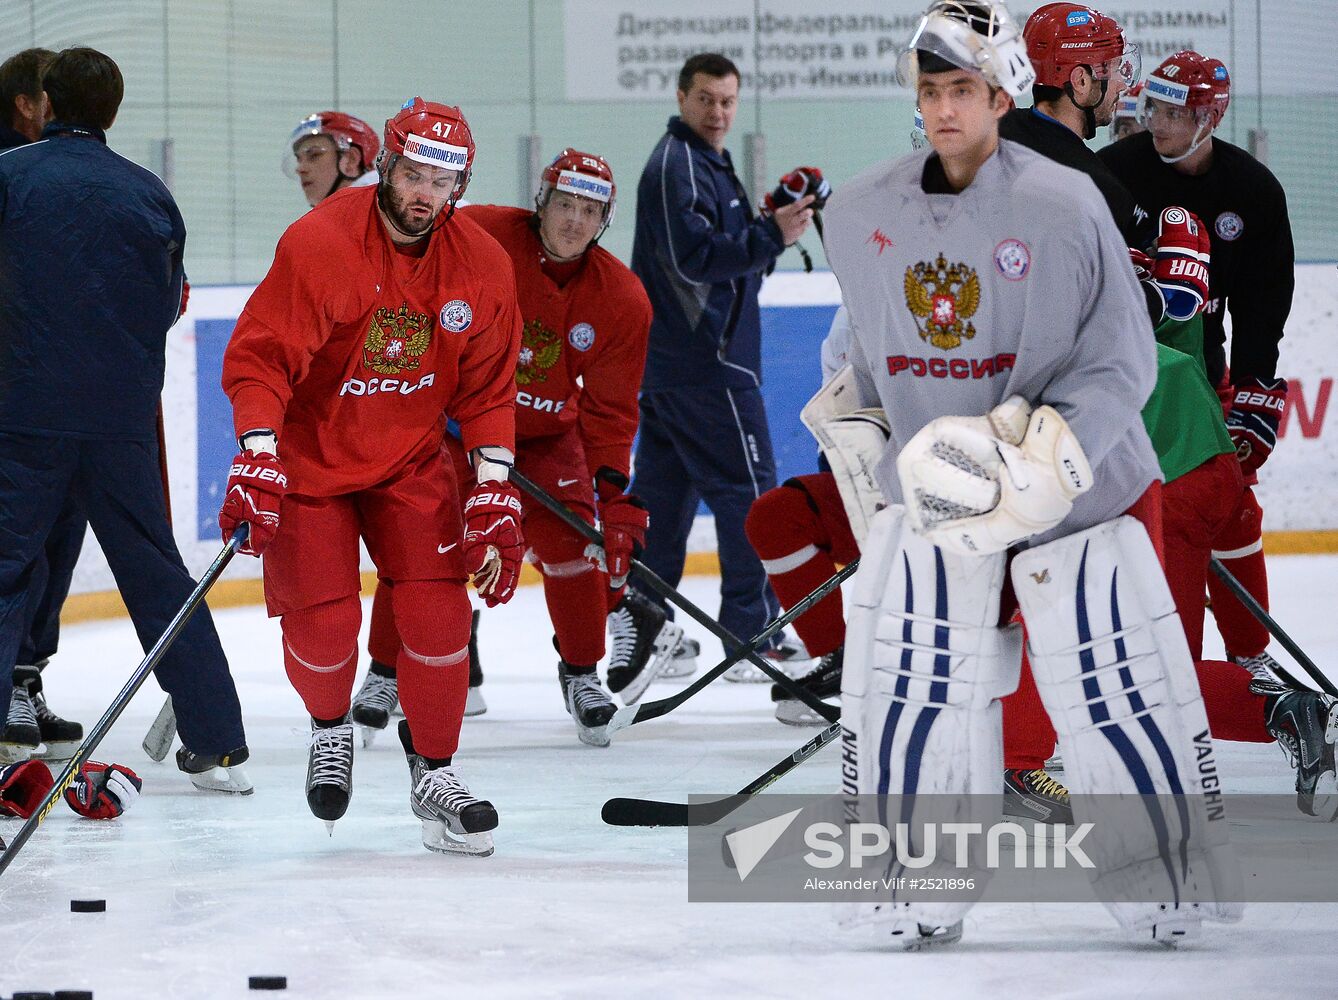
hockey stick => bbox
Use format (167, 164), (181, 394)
(141, 695), (176, 761)
(507, 467), (845, 728)
(1209, 557), (1337, 697)
(602, 722), (841, 827)
(0, 525), (246, 877)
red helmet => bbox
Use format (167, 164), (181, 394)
(1024, 3), (1139, 89)
(1141, 51), (1230, 128)
(285, 111), (379, 177)
(381, 97), (475, 202)
(536, 148), (616, 235)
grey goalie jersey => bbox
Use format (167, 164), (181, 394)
(823, 139), (1161, 542)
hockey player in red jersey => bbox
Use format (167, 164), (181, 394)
(284, 110), (380, 208)
(356, 149), (656, 748)
(219, 97), (523, 856)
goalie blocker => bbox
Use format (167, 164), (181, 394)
(842, 507), (1242, 944)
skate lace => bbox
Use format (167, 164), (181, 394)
(32, 692), (61, 725)
(355, 673), (397, 713)
(607, 609), (635, 671)
(6, 688), (36, 729)
(415, 766), (478, 813)
(309, 725), (353, 783)
(570, 673), (611, 713)
(1024, 770), (1070, 803)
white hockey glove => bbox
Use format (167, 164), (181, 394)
(897, 398), (1092, 557)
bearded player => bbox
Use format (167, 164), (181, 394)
(355, 149), (659, 748)
(220, 98), (523, 857)
(822, 0), (1240, 948)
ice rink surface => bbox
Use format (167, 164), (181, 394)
(3, 559), (1338, 999)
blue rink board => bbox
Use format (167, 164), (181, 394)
(194, 304), (839, 541)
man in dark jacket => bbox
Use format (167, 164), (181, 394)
(629, 53), (813, 678)
(0, 48), (251, 792)
(0, 46), (91, 759)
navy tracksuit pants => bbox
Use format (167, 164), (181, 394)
(0, 431), (244, 754)
(632, 385), (780, 644)
(17, 497), (85, 667)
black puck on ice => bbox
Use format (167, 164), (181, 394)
(69, 899), (106, 913)
(55, 992), (95, 999)
(248, 976), (287, 991)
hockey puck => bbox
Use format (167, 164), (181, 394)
(248, 976), (287, 990)
(69, 899), (106, 913)
(55, 992), (95, 999)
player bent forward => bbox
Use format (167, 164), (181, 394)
(821, 1), (1241, 947)
(219, 98), (524, 856)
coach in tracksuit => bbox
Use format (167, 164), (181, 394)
(630, 52), (813, 646)
(0, 48), (248, 776)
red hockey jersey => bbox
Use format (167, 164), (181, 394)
(224, 186), (520, 496)
(460, 204), (651, 481)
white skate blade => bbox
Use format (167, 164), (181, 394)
(421, 819), (494, 857)
(724, 654), (811, 684)
(324, 821), (336, 837)
(775, 698), (831, 727)
(894, 921), (963, 951)
(189, 764), (254, 795)
(464, 686), (487, 717)
(0, 742), (41, 765)
(359, 726), (378, 750)
(36, 739), (82, 763)
(617, 621), (684, 706)
(658, 652), (698, 680)
(575, 721), (611, 748)
(1044, 753), (1064, 772)
(1148, 917), (1202, 947)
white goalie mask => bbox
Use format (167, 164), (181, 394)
(896, 0), (1036, 99)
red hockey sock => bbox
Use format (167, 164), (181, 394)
(1208, 548), (1270, 658)
(393, 579), (472, 759)
(1197, 658), (1270, 742)
(282, 595), (362, 721)
(367, 578), (400, 667)
(526, 506), (607, 665)
(1003, 649), (1056, 770)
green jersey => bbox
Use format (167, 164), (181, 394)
(1142, 314), (1234, 483)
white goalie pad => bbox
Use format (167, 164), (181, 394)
(802, 365), (890, 545)
(1011, 516), (1243, 937)
(839, 506), (1021, 934)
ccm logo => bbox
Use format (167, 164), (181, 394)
(465, 492), (522, 514)
(229, 463), (288, 488)
(886, 353), (1017, 379)
(1234, 390), (1286, 411)
(1166, 259), (1209, 281)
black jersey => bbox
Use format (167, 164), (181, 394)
(1099, 131), (1294, 386)
(1000, 108), (1156, 249)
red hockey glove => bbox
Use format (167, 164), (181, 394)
(178, 279), (191, 319)
(1152, 206), (1212, 321)
(1227, 376), (1289, 474)
(1127, 247), (1155, 281)
(762, 166), (831, 214)
(64, 761), (142, 820)
(591, 493), (649, 589)
(0, 759), (54, 819)
(462, 481), (525, 608)
(218, 443), (287, 556)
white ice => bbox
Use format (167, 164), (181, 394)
(3, 561), (1338, 999)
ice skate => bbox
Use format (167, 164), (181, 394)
(661, 636), (699, 679)
(605, 589), (682, 705)
(559, 662), (616, 747)
(15, 664), (82, 762)
(724, 633), (811, 683)
(306, 719), (354, 833)
(1002, 768), (1074, 826)
(399, 720), (497, 857)
(175, 745), (254, 795)
(350, 666), (398, 747)
(1254, 677), (1338, 817)
(771, 646), (842, 726)
(892, 921), (964, 951)
(0, 685), (42, 763)
(465, 609), (487, 717)
(1231, 649), (1293, 686)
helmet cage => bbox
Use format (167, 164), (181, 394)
(897, 1), (1036, 99)
(282, 114), (369, 181)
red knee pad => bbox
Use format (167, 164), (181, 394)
(745, 480), (821, 558)
(524, 506), (593, 568)
(392, 580), (472, 760)
(392, 580), (472, 660)
(281, 594), (362, 720)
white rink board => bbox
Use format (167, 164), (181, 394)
(66, 265), (1338, 598)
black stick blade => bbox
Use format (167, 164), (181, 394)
(602, 794), (751, 828)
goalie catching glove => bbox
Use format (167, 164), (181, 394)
(463, 446), (524, 608)
(897, 397), (1092, 556)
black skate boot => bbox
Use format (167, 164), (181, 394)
(399, 720), (497, 856)
(15, 663), (82, 762)
(771, 646), (843, 726)
(351, 663), (398, 747)
(1254, 677), (1338, 816)
(559, 661), (617, 747)
(465, 609), (487, 717)
(175, 744), (254, 794)
(0, 683), (41, 763)
(1003, 768), (1074, 825)
(606, 589), (682, 704)
(306, 717), (355, 832)
(725, 632), (811, 683)
(662, 636), (700, 679)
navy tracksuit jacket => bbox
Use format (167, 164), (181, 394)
(630, 116), (787, 643)
(0, 122), (244, 753)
